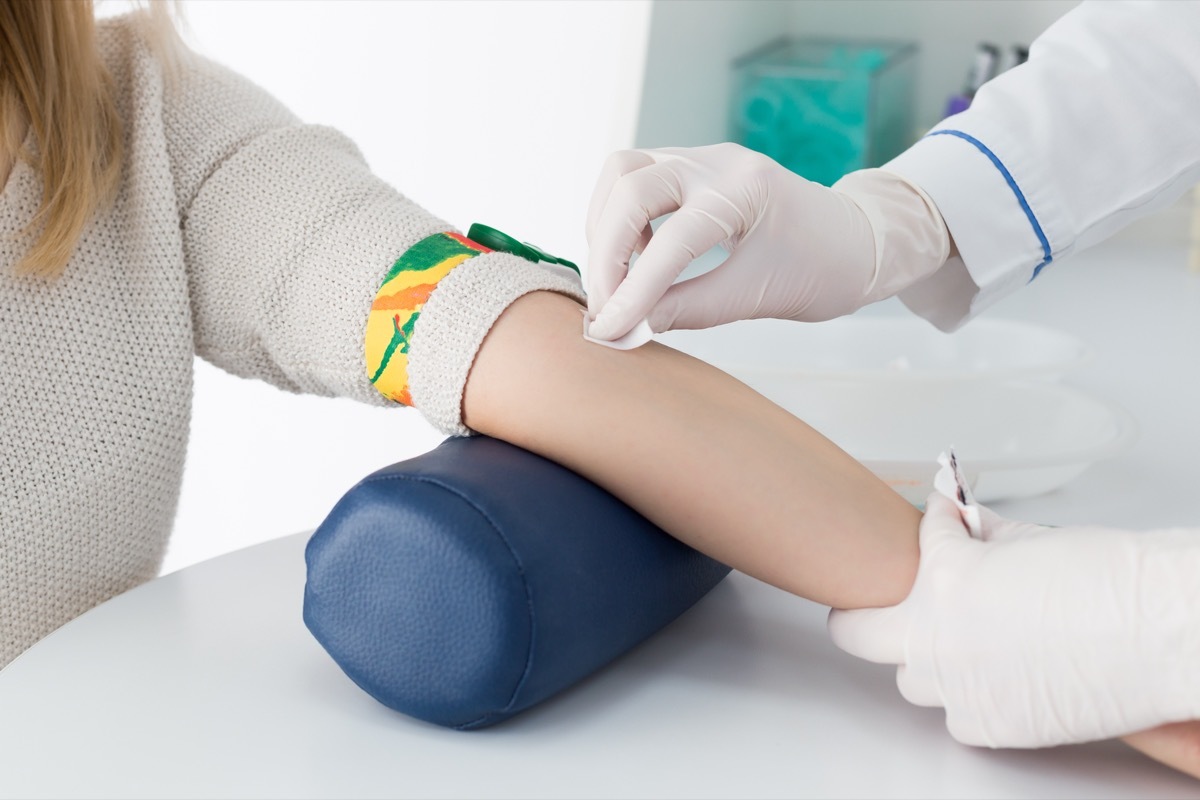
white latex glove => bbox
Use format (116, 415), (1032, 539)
(583, 143), (950, 341)
(828, 494), (1200, 749)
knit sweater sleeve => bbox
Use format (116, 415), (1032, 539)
(161, 53), (584, 435)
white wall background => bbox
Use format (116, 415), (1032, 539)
(635, 0), (794, 148)
(129, 0), (652, 573)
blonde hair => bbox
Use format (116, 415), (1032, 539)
(1, 0), (182, 279)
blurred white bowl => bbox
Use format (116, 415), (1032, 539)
(657, 317), (1091, 383)
(741, 377), (1136, 504)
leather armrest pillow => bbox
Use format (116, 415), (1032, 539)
(303, 436), (731, 730)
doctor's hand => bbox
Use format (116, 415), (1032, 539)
(583, 143), (950, 341)
(828, 493), (1200, 750)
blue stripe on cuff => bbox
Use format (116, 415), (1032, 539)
(927, 129), (1053, 281)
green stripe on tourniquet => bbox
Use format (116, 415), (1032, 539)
(370, 313), (417, 384)
(381, 235), (481, 284)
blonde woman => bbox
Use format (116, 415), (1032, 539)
(0, 0), (1193, 781)
(0, 0), (913, 673)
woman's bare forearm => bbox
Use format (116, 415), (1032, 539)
(463, 291), (919, 609)
(461, 291), (1200, 780)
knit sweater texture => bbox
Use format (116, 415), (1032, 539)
(0, 16), (584, 667)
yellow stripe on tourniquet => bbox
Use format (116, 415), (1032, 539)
(365, 234), (491, 406)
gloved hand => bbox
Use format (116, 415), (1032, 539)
(828, 493), (1200, 749)
(583, 143), (950, 341)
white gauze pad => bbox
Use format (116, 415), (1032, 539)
(581, 311), (654, 351)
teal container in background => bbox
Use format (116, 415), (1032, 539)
(732, 38), (918, 186)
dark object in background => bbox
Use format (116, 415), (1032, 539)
(945, 42), (1029, 117)
(303, 436), (731, 729)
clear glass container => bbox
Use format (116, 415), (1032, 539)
(731, 37), (918, 186)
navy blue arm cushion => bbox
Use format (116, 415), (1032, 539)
(303, 435), (731, 730)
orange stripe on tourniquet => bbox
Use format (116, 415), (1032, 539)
(445, 231), (493, 253)
(371, 283), (438, 311)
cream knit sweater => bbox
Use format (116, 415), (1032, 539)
(0, 17), (584, 667)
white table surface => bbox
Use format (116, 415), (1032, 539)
(3, 237), (1200, 799)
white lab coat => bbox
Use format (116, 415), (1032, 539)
(885, 0), (1200, 332)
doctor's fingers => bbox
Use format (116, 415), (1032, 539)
(586, 159), (690, 315)
(919, 493), (981, 551)
(648, 251), (774, 332)
(829, 606), (944, 711)
(896, 662), (945, 708)
(586, 149), (656, 242)
(975, 503), (1051, 543)
(590, 201), (738, 341)
(826, 604), (910, 665)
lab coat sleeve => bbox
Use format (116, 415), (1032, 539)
(884, 0), (1200, 331)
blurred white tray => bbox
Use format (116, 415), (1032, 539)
(658, 316), (1126, 502)
(743, 376), (1136, 504)
(658, 316), (1091, 382)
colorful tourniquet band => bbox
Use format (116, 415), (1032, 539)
(365, 232), (492, 406)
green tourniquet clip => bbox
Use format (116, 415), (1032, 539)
(468, 223), (580, 277)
